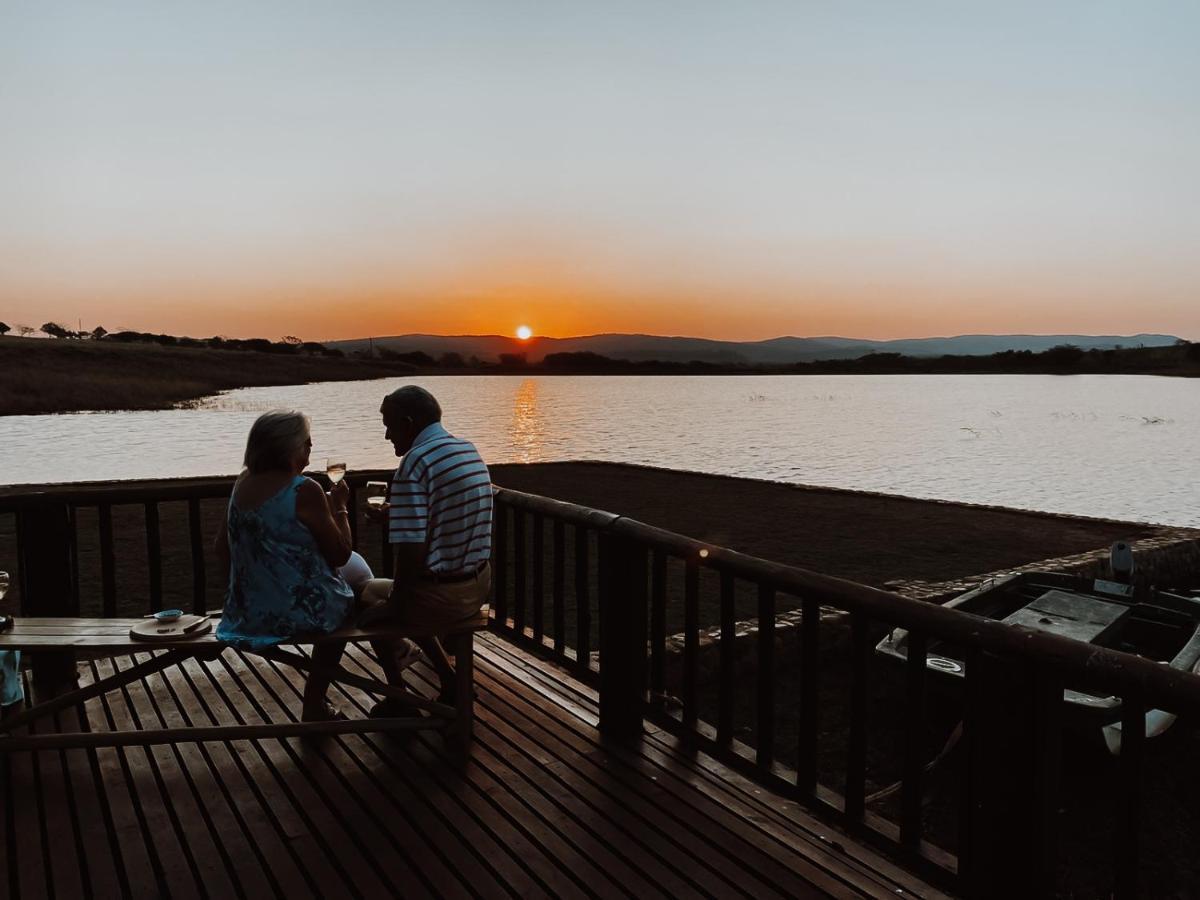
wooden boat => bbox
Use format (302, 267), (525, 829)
(876, 570), (1200, 735)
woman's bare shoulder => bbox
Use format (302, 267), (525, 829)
(294, 476), (325, 505)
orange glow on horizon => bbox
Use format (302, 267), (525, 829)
(6, 260), (1197, 344)
(515, 325), (533, 340)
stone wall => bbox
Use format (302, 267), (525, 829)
(882, 525), (1200, 603)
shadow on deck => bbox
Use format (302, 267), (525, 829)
(0, 632), (945, 899)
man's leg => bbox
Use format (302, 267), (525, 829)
(424, 567), (491, 702)
(370, 637), (402, 685)
(359, 578), (420, 686)
(415, 637), (457, 700)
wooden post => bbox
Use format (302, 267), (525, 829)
(961, 650), (1049, 898)
(598, 533), (647, 739)
(17, 502), (78, 683)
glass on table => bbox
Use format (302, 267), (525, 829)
(0, 571), (9, 603)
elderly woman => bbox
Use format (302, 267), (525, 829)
(215, 409), (370, 720)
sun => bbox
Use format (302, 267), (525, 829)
(515, 325), (533, 340)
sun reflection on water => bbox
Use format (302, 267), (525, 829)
(509, 378), (545, 462)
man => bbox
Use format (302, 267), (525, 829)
(362, 385), (493, 715)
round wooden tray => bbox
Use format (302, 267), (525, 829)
(129, 615), (213, 642)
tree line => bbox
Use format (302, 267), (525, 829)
(4, 321), (1195, 374)
(0, 321), (345, 357)
(534, 342), (1200, 374)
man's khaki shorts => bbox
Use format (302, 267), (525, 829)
(358, 563), (491, 632)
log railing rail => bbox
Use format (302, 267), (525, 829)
(3, 474), (1197, 898)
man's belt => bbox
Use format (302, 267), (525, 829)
(424, 562), (488, 585)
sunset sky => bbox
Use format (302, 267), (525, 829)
(2, 2), (1198, 342)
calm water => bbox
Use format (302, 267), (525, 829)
(2, 374), (1197, 526)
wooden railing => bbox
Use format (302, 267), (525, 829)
(3, 475), (1199, 897)
(491, 489), (1200, 899)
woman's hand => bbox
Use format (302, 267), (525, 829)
(327, 479), (350, 512)
(298, 478), (352, 568)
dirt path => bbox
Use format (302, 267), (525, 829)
(489, 461), (1156, 588)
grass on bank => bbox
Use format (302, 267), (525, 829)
(0, 337), (418, 416)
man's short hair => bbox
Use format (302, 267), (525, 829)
(382, 385), (442, 426)
(243, 409), (310, 473)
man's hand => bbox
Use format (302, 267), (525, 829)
(364, 500), (390, 523)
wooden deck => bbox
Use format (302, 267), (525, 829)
(0, 632), (948, 899)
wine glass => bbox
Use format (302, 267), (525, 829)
(365, 480), (388, 510)
(0, 571), (8, 602)
(325, 459), (347, 485)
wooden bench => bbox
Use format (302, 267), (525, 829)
(0, 611), (489, 756)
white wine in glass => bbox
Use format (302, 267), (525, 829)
(365, 480), (388, 509)
(326, 460), (347, 485)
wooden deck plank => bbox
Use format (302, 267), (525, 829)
(279, 653), (663, 900)
(77, 663), (163, 897)
(464, 697), (716, 898)
(476, 634), (937, 899)
(305, 661), (556, 900)
(135, 655), (279, 899)
(8, 677), (52, 900)
(322, 649), (586, 900)
(462, 654), (810, 898)
(334, 646), (634, 898)
(2, 633), (947, 900)
(0, 735), (10, 897)
(471, 643), (831, 897)
(262, 651), (536, 900)
(214, 650), (430, 900)
(471, 689), (756, 898)
(194, 652), (396, 900)
(158, 660), (311, 899)
(333, 657), (622, 899)
(249, 654), (475, 900)
(29, 708), (86, 900)
(92, 657), (205, 900)
(386, 649), (764, 899)
(482, 635), (949, 899)
(114, 654), (239, 897)
(172, 656), (339, 897)
(55, 703), (126, 898)
(645, 732), (955, 900)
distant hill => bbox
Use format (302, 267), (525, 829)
(329, 332), (1182, 365)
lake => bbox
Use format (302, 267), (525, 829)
(1, 374), (1197, 526)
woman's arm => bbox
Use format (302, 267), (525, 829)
(295, 477), (353, 569)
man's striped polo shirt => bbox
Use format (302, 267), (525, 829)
(387, 421), (493, 575)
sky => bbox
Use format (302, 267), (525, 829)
(1, 1), (1198, 342)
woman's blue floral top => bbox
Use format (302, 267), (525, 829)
(218, 476), (353, 649)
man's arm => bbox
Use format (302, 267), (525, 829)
(386, 461), (430, 594)
(391, 542), (427, 591)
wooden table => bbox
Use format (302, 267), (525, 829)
(0, 613), (488, 754)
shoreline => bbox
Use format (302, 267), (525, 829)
(3, 335), (1196, 417)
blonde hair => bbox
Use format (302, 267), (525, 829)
(243, 410), (310, 473)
